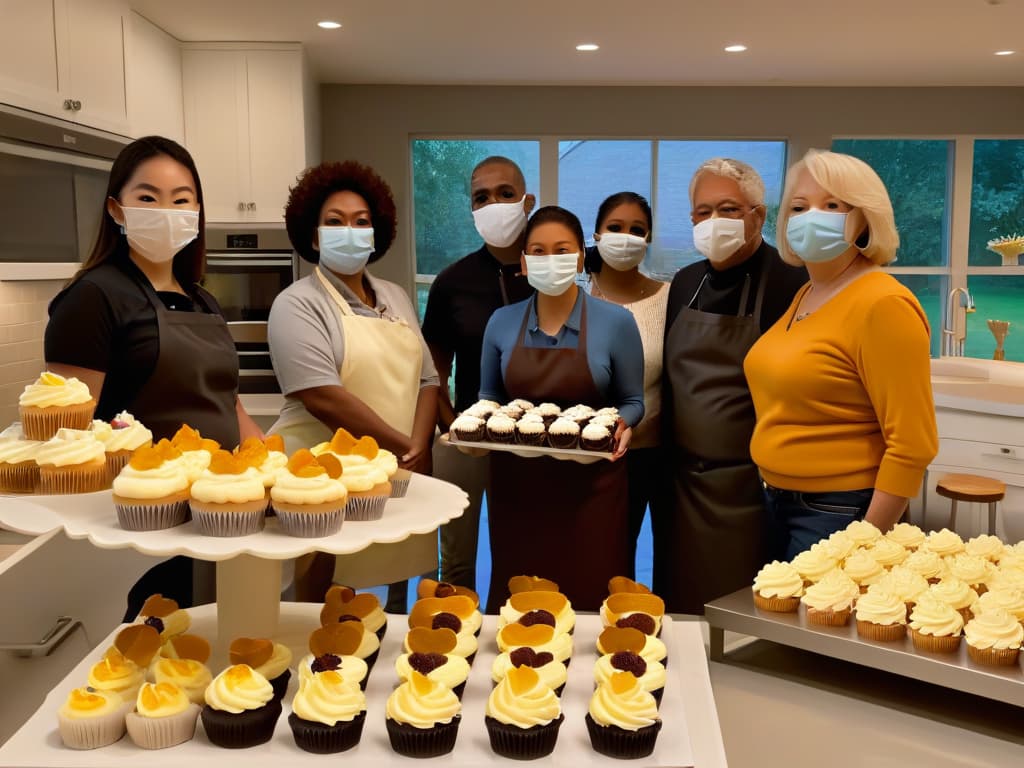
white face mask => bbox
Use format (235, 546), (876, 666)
(524, 253), (579, 296)
(119, 206), (199, 264)
(596, 232), (648, 271)
(692, 217), (747, 265)
(318, 226), (375, 275)
(473, 196), (528, 248)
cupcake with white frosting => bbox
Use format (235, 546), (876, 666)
(125, 681), (200, 749)
(201, 664), (281, 748)
(800, 569), (859, 626)
(0, 435), (42, 493)
(19, 371), (94, 441)
(964, 608), (1023, 667)
(90, 412), (152, 481)
(289, 670), (367, 753)
(35, 427), (108, 494)
(855, 589), (908, 641)
(189, 450), (268, 536)
(752, 560), (803, 612)
(112, 440), (190, 531)
(908, 594), (964, 653)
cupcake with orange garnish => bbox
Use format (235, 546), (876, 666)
(169, 424), (220, 483)
(189, 450), (268, 536)
(270, 450), (348, 537)
(327, 432), (392, 520)
(234, 435), (288, 490)
(112, 440), (190, 531)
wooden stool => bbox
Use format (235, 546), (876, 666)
(934, 473), (1006, 535)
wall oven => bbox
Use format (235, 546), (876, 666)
(203, 227), (296, 394)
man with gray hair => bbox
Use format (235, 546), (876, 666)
(657, 158), (806, 614)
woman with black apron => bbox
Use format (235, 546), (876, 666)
(478, 206), (645, 612)
(45, 136), (260, 615)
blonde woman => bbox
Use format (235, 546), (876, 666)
(744, 149), (938, 560)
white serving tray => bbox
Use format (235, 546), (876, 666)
(441, 433), (613, 464)
(0, 607), (721, 768)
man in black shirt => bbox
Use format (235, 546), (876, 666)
(658, 158), (807, 613)
(423, 156), (535, 590)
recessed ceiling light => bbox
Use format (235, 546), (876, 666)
(994, 50), (1015, 56)
(576, 43), (599, 52)
(724, 44), (748, 53)
(317, 20), (342, 29)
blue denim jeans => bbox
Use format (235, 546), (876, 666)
(763, 485), (874, 561)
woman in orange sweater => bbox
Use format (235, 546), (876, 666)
(744, 149), (938, 560)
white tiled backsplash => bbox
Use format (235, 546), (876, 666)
(0, 280), (64, 426)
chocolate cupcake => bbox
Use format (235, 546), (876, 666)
(585, 672), (662, 758)
(485, 666), (563, 759)
(534, 403), (562, 427)
(546, 418), (580, 450)
(515, 419), (547, 447)
(580, 422), (613, 452)
(449, 414), (485, 443)
(201, 665), (281, 748)
(486, 414), (517, 444)
(385, 672), (461, 758)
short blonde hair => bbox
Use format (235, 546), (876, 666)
(776, 149), (899, 266)
(689, 158), (766, 208)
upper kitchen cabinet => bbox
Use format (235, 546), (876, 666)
(183, 44), (314, 223)
(0, 0), (129, 135)
(124, 11), (184, 143)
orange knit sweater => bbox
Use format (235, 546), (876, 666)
(744, 271), (938, 498)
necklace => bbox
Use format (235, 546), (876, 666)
(793, 256), (861, 322)
(591, 273), (647, 305)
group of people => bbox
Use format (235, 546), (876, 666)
(42, 135), (939, 615)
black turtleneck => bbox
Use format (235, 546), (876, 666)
(665, 240), (807, 334)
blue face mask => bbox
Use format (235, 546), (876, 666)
(785, 210), (851, 263)
(318, 226), (375, 275)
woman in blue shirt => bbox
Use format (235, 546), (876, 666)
(479, 206), (645, 611)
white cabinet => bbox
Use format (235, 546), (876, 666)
(124, 11), (184, 142)
(183, 44), (310, 223)
(0, 0), (128, 135)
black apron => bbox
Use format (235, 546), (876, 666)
(655, 265), (770, 614)
(486, 297), (630, 613)
(129, 277), (240, 446)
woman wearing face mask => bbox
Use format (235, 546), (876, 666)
(479, 206), (645, 611)
(45, 135), (259, 616)
(744, 149), (938, 560)
(267, 160), (439, 604)
(584, 192), (668, 579)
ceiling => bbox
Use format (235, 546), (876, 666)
(130, 0), (1024, 86)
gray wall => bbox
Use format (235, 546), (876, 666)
(321, 85), (1024, 294)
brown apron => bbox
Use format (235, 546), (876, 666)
(129, 278), (240, 446)
(486, 296), (630, 613)
(655, 267), (769, 614)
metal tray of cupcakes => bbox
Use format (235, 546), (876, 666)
(440, 433), (613, 464)
(704, 587), (1024, 707)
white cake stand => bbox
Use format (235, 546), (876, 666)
(0, 474), (467, 649)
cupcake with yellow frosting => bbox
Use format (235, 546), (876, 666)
(904, 548), (948, 584)
(137, 594), (191, 640)
(594, 651), (667, 706)
(844, 519), (882, 548)
(169, 424), (220, 483)
(946, 553), (995, 594)
(908, 594), (964, 653)
(314, 430), (392, 519)
(125, 681), (200, 749)
(57, 687), (130, 750)
(854, 589), (908, 641)
(289, 670), (367, 753)
(189, 450), (268, 536)
(0, 435), (42, 493)
(385, 671), (462, 758)
(867, 538), (909, 568)
(791, 546), (838, 586)
(35, 427), (107, 494)
(923, 528), (966, 558)
(800, 569), (859, 626)
(112, 440), (190, 531)
(843, 548), (886, 592)
(600, 592), (665, 636)
(964, 608), (1023, 667)
(19, 371), (94, 441)
(596, 626), (668, 667)
(87, 648), (145, 703)
(988, 567), (1024, 594)
(495, 623), (572, 666)
(229, 637), (293, 702)
(752, 560), (803, 612)
(586, 671), (662, 759)
(971, 587), (1024, 623)
(270, 450), (348, 537)
(965, 534), (1005, 563)
(201, 664), (281, 748)
(300, 624), (372, 691)
(819, 531), (857, 562)
(91, 412), (152, 481)
(492, 647), (568, 697)
(237, 435), (288, 489)
(321, 584), (389, 641)
(497, 590), (576, 635)
(871, 565), (929, 618)
(885, 522), (927, 551)
(396, 627), (471, 699)
(152, 658), (212, 706)
(485, 665), (563, 759)
(926, 578), (979, 625)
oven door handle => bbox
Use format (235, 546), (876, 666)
(207, 258), (293, 267)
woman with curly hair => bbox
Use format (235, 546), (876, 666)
(267, 161), (439, 602)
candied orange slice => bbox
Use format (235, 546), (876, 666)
(163, 658), (199, 676)
(351, 435), (379, 460)
(264, 434), (285, 453)
(329, 427), (358, 454)
(115, 624), (161, 667)
(208, 449), (248, 475)
(310, 623), (364, 657)
(170, 424), (202, 450)
(608, 576), (652, 595)
(128, 442), (163, 471)
(140, 682), (180, 709)
(410, 670), (434, 696)
(199, 438), (220, 452)
(288, 449), (325, 478)
(417, 579), (480, 606)
(166, 634), (211, 663)
(234, 437), (269, 466)
(229, 637), (273, 668)
(225, 664), (254, 685)
(605, 593), (665, 618)
(498, 623), (555, 648)
(141, 594), (179, 618)
(506, 665), (540, 695)
(321, 590), (380, 624)
(508, 591), (567, 616)
(508, 575), (560, 594)
(406, 626), (458, 655)
(319, 670), (343, 687)
(69, 688), (107, 711)
(610, 670), (638, 695)
(317, 453), (343, 479)
(597, 627), (646, 654)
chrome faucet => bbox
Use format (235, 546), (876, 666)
(942, 287), (976, 356)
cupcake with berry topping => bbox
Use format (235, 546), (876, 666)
(407, 596), (479, 663)
(112, 440), (190, 531)
(201, 664), (281, 748)
(57, 687), (130, 750)
(496, 624), (573, 666)
(586, 671), (662, 759)
(385, 671), (462, 758)
(498, 590), (576, 636)
(321, 584), (389, 640)
(289, 670), (367, 754)
(485, 665), (563, 760)
(189, 450), (268, 536)
(395, 627), (471, 699)
(595, 648), (667, 706)
(298, 624), (370, 690)
(125, 681), (201, 749)
(229, 637), (293, 702)
(417, 577), (481, 606)
(270, 450), (347, 537)
(600, 592), (665, 636)
(492, 646), (568, 697)
(136, 594), (191, 641)
(597, 626), (668, 667)
(19, 371), (94, 441)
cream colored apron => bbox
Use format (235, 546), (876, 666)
(272, 267), (422, 452)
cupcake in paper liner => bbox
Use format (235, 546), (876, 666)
(546, 418), (580, 450)
(594, 651), (666, 707)
(19, 371), (95, 441)
(800, 569), (859, 626)
(580, 421), (614, 452)
(289, 669), (367, 753)
(389, 467), (412, 498)
(449, 414), (485, 443)
(57, 687), (130, 750)
(270, 450), (347, 537)
(485, 413), (517, 444)
(752, 561), (803, 613)
(36, 428), (108, 494)
(908, 594), (964, 653)
(229, 637), (293, 702)
(125, 682), (200, 749)
(385, 671), (462, 758)
(515, 417), (547, 447)
(112, 440), (190, 531)
(189, 450), (268, 536)
(201, 664), (281, 748)
(0, 437), (42, 493)
(964, 608), (1023, 667)
(485, 666), (563, 759)
(586, 671), (662, 758)
(91, 412), (152, 482)
(854, 589), (908, 642)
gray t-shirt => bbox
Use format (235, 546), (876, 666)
(268, 268), (438, 428)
